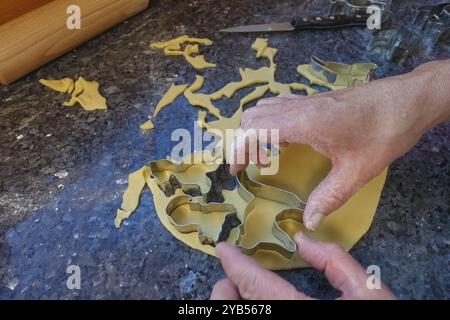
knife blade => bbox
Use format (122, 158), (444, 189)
(220, 14), (370, 33)
(220, 22), (295, 33)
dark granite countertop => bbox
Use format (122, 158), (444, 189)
(0, 0), (448, 299)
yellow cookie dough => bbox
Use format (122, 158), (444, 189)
(210, 39), (315, 102)
(184, 76), (222, 117)
(115, 166), (150, 228)
(115, 152), (220, 228)
(64, 77), (107, 111)
(150, 35), (213, 48)
(140, 119), (155, 131)
(154, 84), (189, 117)
(150, 35), (216, 70)
(185, 54), (217, 70)
(240, 85), (270, 108)
(40, 78), (74, 94)
(117, 38), (384, 270)
(149, 38), (315, 129)
(40, 76), (107, 111)
(178, 39), (315, 157)
(116, 147), (387, 270)
(197, 111), (207, 128)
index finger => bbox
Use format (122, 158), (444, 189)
(294, 232), (396, 300)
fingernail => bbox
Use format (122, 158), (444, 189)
(305, 213), (324, 231)
(294, 231), (304, 244)
(215, 242), (226, 256)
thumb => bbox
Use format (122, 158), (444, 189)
(215, 242), (312, 300)
(303, 162), (361, 231)
(211, 279), (241, 300)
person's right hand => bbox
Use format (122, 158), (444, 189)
(230, 60), (450, 231)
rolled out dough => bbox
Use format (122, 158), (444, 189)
(116, 38), (385, 270)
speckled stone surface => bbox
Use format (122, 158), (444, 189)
(0, 0), (448, 300)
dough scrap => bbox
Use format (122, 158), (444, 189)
(140, 119), (155, 131)
(164, 45), (184, 56)
(185, 54), (217, 70)
(251, 38), (268, 58)
(149, 38), (315, 129)
(189, 75), (205, 92)
(154, 84), (189, 117)
(184, 44), (200, 56)
(63, 77), (107, 111)
(150, 35), (216, 70)
(150, 35), (212, 49)
(184, 76), (221, 117)
(197, 111), (207, 128)
(150, 35), (190, 49)
(41, 76), (107, 111)
(240, 85), (270, 107)
(207, 39), (314, 103)
(115, 166), (150, 228)
(184, 38), (315, 157)
(39, 78), (74, 94)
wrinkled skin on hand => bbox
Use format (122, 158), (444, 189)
(211, 233), (396, 300)
(231, 59), (450, 231)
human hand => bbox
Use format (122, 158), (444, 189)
(230, 60), (450, 231)
(210, 233), (396, 300)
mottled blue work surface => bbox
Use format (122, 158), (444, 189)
(0, 0), (448, 299)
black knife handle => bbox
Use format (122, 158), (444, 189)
(291, 14), (369, 30)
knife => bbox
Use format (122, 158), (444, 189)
(220, 13), (370, 33)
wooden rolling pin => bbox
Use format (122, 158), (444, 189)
(0, 0), (54, 25)
(0, 0), (150, 85)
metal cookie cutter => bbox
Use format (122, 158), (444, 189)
(412, 2), (450, 50)
(234, 171), (306, 259)
(148, 154), (219, 196)
(144, 154), (306, 258)
(166, 195), (238, 246)
(149, 160), (205, 197)
(297, 56), (377, 90)
(368, 2), (450, 63)
(368, 25), (420, 64)
(331, 0), (391, 14)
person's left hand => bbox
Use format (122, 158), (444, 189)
(210, 232), (396, 300)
